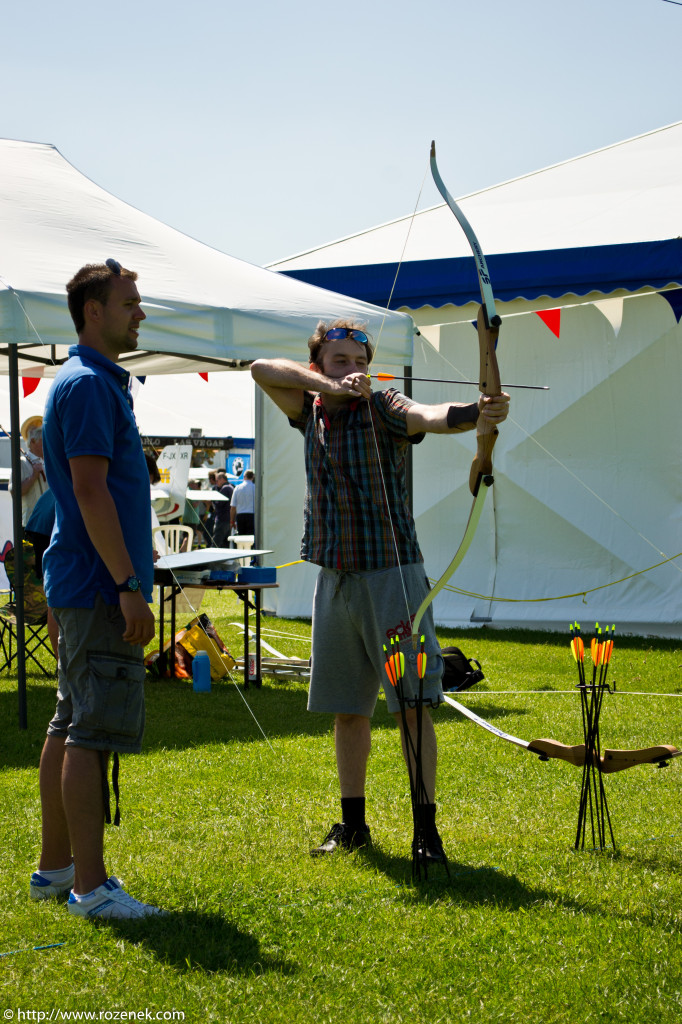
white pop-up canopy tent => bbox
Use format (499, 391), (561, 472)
(0, 137), (415, 725)
(0, 138), (413, 372)
(266, 123), (682, 637)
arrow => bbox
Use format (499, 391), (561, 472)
(372, 373), (548, 391)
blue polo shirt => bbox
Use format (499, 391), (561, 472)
(42, 345), (153, 608)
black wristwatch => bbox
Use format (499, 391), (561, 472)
(116, 575), (141, 593)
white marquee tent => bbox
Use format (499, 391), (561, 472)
(0, 137), (414, 724)
(266, 123), (682, 637)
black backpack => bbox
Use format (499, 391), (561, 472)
(441, 646), (484, 693)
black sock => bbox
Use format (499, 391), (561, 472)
(341, 797), (367, 831)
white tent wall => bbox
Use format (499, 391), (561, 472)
(256, 387), (319, 617)
(407, 292), (682, 636)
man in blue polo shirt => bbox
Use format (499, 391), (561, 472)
(30, 260), (161, 920)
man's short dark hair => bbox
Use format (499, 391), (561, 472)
(308, 320), (374, 368)
(66, 263), (138, 334)
(145, 453), (160, 484)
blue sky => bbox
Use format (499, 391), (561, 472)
(3, 0), (680, 267)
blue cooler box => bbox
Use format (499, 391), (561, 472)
(238, 566), (277, 584)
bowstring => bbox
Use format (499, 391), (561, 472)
(366, 158), (430, 631)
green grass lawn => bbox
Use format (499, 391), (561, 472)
(1, 591), (681, 1023)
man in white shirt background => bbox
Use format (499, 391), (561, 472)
(229, 469), (255, 537)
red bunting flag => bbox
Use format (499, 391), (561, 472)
(535, 308), (561, 338)
(199, 372), (209, 382)
(22, 377), (41, 397)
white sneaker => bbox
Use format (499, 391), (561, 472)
(67, 876), (165, 919)
(30, 866), (75, 900)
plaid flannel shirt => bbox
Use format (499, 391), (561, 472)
(289, 388), (424, 571)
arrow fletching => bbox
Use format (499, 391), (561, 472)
(417, 635), (427, 680)
(383, 641), (404, 687)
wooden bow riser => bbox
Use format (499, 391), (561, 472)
(470, 305), (501, 496)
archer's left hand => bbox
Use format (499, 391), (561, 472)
(478, 392), (510, 425)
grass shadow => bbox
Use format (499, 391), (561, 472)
(356, 844), (600, 915)
(106, 909), (296, 976)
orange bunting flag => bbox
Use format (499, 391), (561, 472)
(535, 308), (561, 338)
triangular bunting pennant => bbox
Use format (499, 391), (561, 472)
(20, 367), (44, 398)
(661, 289), (682, 324)
(199, 372), (209, 382)
(535, 308), (561, 338)
(593, 297), (625, 337)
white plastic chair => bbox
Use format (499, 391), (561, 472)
(153, 524), (202, 616)
(230, 534), (254, 566)
(153, 525), (194, 556)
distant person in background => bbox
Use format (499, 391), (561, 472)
(10, 417), (49, 526)
(145, 453), (160, 486)
(24, 488), (59, 655)
(212, 470), (233, 547)
(230, 469), (255, 537)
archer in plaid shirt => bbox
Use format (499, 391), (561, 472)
(251, 321), (509, 863)
(290, 386), (423, 571)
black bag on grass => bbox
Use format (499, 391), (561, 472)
(440, 646), (484, 693)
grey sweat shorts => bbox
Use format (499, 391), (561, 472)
(47, 593), (146, 753)
(308, 564), (444, 717)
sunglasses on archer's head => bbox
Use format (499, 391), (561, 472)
(105, 258), (122, 275)
(324, 328), (369, 344)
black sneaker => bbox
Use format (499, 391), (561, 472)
(412, 826), (446, 864)
(310, 822), (371, 857)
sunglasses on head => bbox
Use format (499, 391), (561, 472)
(105, 258), (122, 276)
(324, 327), (369, 344)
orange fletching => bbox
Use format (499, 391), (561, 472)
(383, 650), (404, 687)
(570, 636), (584, 661)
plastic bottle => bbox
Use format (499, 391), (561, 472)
(192, 650), (211, 692)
